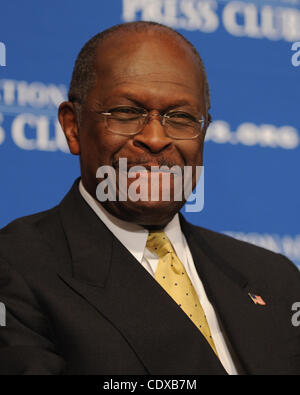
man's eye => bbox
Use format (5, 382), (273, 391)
(109, 107), (142, 118)
(168, 112), (196, 122)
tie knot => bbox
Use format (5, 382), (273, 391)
(146, 231), (175, 259)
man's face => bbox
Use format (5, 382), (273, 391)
(62, 31), (207, 227)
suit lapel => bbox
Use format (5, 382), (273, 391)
(57, 181), (227, 375)
(180, 215), (291, 375)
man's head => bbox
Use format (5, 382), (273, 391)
(59, 21), (210, 228)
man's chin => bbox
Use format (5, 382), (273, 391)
(101, 199), (185, 227)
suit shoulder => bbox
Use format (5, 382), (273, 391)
(0, 206), (68, 271)
(187, 223), (299, 279)
(0, 206), (59, 238)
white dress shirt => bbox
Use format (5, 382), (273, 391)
(79, 180), (240, 375)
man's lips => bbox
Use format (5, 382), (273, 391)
(114, 163), (183, 174)
(113, 162), (183, 173)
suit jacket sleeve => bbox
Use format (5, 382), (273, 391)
(0, 258), (66, 375)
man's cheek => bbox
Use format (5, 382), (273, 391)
(180, 146), (203, 165)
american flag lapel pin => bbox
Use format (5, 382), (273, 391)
(248, 293), (267, 306)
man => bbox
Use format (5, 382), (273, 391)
(0, 22), (299, 375)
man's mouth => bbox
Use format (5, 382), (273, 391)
(113, 162), (182, 176)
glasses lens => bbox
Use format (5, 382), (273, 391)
(165, 112), (202, 139)
(106, 107), (145, 135)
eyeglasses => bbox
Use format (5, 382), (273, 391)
(99, 106), (206, 140)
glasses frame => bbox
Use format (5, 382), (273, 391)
(99, 105), (206, 140)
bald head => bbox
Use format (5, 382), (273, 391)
(68, 22), (210, 123)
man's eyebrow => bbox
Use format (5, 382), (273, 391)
(123, 96), (193, 109)
(167, 102), (196, 111)
(100, 93), (197, 110)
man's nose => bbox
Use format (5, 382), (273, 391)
(132, 113), (173, 154)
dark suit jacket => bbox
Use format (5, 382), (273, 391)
(0, 179), (299, 375)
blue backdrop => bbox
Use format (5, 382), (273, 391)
(0, 0), (299, 268)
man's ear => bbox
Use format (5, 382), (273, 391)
(58, 101), (80, 155)
(207, 112), (212, 125)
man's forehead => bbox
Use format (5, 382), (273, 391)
(94, 30), (200, 72)
(93, 30), (203, 89)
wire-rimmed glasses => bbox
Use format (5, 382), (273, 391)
(99, 106), (206, 140)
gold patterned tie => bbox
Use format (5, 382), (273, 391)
(146, 230), (218, 356)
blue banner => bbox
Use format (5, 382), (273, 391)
(0, 0), (299, 267)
